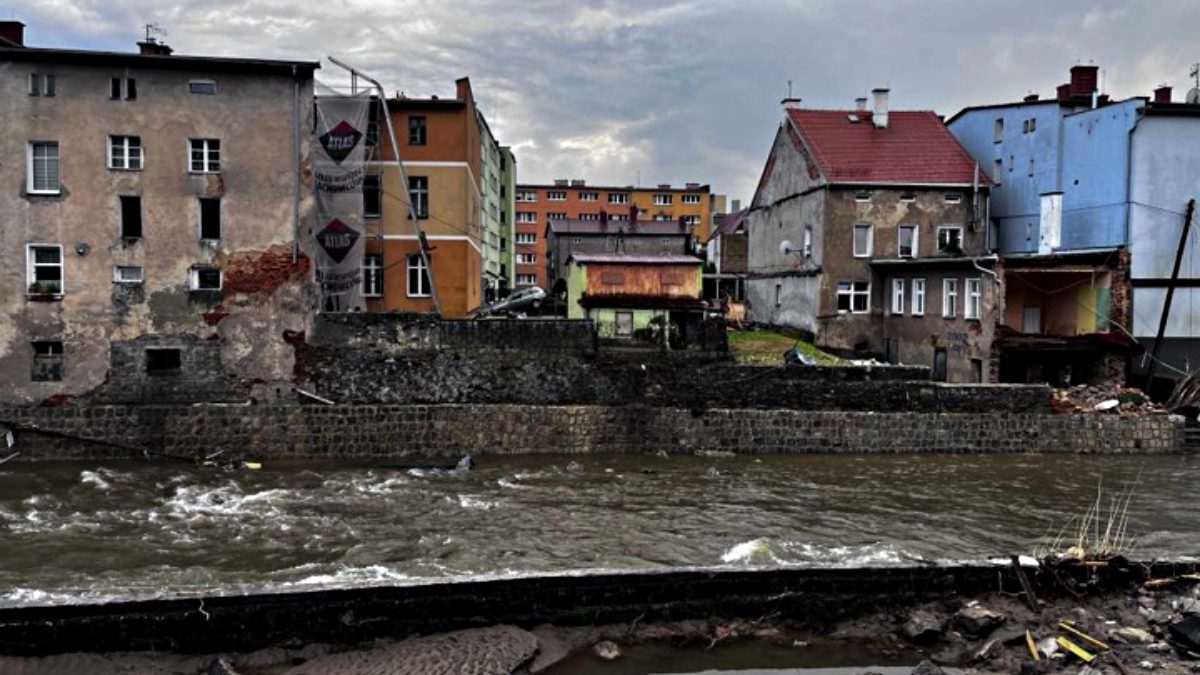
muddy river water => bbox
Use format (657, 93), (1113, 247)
(0, 453), (1196, 608)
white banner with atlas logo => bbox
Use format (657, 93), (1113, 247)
(313, 94), (370, 311)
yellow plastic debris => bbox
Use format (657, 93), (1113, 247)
(1058, 621), (1109, 650)
(1026, 630), (1040, 661)
(242, 461), (262, 470)
(1056, 636), (1096, 663)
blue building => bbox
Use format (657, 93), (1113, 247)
(949, 66), (1200, 389)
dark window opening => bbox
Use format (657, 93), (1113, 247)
(45, 74), (55, 96)
(364, 175), (381, 217)
(192, 267), (221, 291)
(145, 348), (182, 374)
(126, 78), (137, 100)
(200, 198), (221, 240)
(31, 341), (63, 382)
(110, 77), (121, 99)
(408, 115), (427, 145)
(120, 195), (142, 239)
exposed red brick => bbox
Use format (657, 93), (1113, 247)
(221, 245), (312, 297)
(203, 310), (229, 325)
(39, 394), (74, 407)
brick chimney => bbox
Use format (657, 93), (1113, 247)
(1069, 65), (1098, 98)
(137, 39), (173, 55)
(1024, 93), (1040, 102)
(0, 21), (24, 47)
(1056, 83), (1072, 101)
(1154, 85), (1172, 103)
(872, 88), (890, 129)
(553, 178), (568, 186)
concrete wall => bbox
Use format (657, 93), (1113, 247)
(0, 403), (1179, 461)
(1059, 101), (1141, 250)
(0, 57), (316, 405)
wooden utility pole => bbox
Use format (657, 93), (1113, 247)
(1146, 198), (1196, 389)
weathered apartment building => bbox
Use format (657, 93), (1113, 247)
(362, 77), (510, 317)
(0, 22), (317, 405)
(746, 90), (995, 382)
(514, 180), (720, 290)
(949, 65), (1200, 389)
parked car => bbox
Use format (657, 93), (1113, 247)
(468, 287), (546, 318)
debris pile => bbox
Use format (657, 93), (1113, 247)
(1051, 385), (1163, 414)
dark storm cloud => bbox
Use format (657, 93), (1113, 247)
(20, 0), (1200, 201)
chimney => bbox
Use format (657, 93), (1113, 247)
(871, 88), (890, 129)
(137, 39), (173, 55)
(781, 97), (802, 110)
(0, 21), (25, 47)
(455, 77), (471, 103)
(1069, 65), (1098, 98)
(731, 199), (742, 211)
(685, 182), (699, 189)
(855, 97), (868, 112)
(1154, 85), (1172, 103)
(657, 183), (670, 189)
(1056, 83), (1072, 101)
(1023, 93), (1040, 102)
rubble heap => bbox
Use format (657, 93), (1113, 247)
(1051, 385), (1164, 414)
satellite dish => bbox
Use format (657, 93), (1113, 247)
(779, 239), (794, 256)
(1187, 88), (1200, 105)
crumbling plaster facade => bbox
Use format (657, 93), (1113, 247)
(0, 55), (316, 404)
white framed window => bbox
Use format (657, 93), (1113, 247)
(892, 278), (905, 314)
(516, 274), (538, 285)
(803, 226), (813, 258)
(653, 194), (673, 206)
(516, 190), (536, 202)
(547, 212), (567, 220)
(853, 223), (872, 257)
(189, 266), (222, 291)
(188, 79), (216, 95)
(113, 265), (144, 284)
(516, 253), (537, 264)
(965, 278), (982, 320)
(854, 190), (872, 202)
(608, 193), (629, 204)
(108, 135), (143, 170)
(836, 281), (870, 313)
(547, 190), (566, 201)
(653, 215), (671, 222)
(408, 176), (428, 218)
(189, 138), (220, 173)
(610, 213), (628, 221)
(516, 233), (537, 244)
(937, 226), (963, 254)
(681, 194), (701, 204)
(28, 141), (60, 194)
(683, 215), (700, 226)
(944, 193), (962, 204)
(363, 174), (381, 218)
(516, 211), (536, 224)
(912, 278), (926, 316)
(362, 254), (382, 297)
(942, 278), (959, 318)
(407, 254), (431, 297)
(580, 191), (598, 201)
(110, 77), (136, 100)
(898, 225), (917, 258)
(26, 244), (64, 295)
(579, 212), (599, 221)
(29, 73), (55, 97)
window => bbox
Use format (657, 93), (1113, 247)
(516, 190), (536, 202)
(407, 254), (431, 297)
(29, 73), (55, 97)
(515, 232), (536, 244)
(892, 278), (905, 315)
(653, 194), (673, 206)
(774, 283), (782, 308)
(120, 196), (142, 238)
(547, 212), (567, 220)
(26, 244), (63, 295)
(364, 174), (381, 218)
(114, 265), (143, 283)
(1009, 154), (1014, 172)
(803, 226), (813, 258)
(189, 139), (220, 173)
(189, 266), (222, 291)
(682, 194), (701, 204)
(580, 191), (598, 201)
(912, 278), (926, 316)
(943, 193), (962, 204)
(547, 191), (566, 201)
(900, 191), (916, 203)
(993, 118), (1004, 142)
(1028, 117), (1036, 133)
(516, 274), (538, 285)
(408, 176), (428, 218)
(126, 78), (136, 100)
(28, 142), (60, 194)
(898, 225), (917, 258)
(110, 78), (135, 100)
(198, 198), (221, 240)
(937, 227), (962, 254)
(1021, 119), (1030, 134)
(853, 223), (872, 257)
(579, 212), (599, 221)
(408, 115), (426, 145)
(516, 211), (536, 223)
(854, 190), (872, 202)
(188, 80), (216, 95)
(683, 215), (700, 226)
(615, 311), (634, 336)
(610, 213), (628, 221)
(108, 135), (143, 170)
(965, 278), (982, 320)
(1027, 157), (1035, 177)
(993, 159), (1003, 186)
(146, 348), (182, 373)
(608, 193), (629, 204)
(32, 341), (64, 382)
(943, 278), (959, 318)
(362, 254), (382, 297)
(836, 282), (870, 313)
(516, 253), (537, 264)
(971, 358), (984, 383)
(653, 215), (670, 222)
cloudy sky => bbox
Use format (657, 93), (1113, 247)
(20, 0), (1200, 203)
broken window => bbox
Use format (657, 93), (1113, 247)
(853, 223), (872, 257)
(189, 138), (220, 173)
(408, 115), (426, 145)
(937, 227), (963, 254)
(362, 254), (382, 297)
(28, 141), (60, 194)
(898, 225), (917, 258)
(120, 195), (142, 238)
(199, 198), (221, 240)
(364, 174), (381, 218)
(126, 78), (136, 100)
(943, 278), (959, 318)
(145, 348), (182, 373)
(26, 244), (63, 295)
(836, 281), (870, 313)
(31, 341), (64, 382)
(189, 266), (222, 291)
(108, 136), (142, 170)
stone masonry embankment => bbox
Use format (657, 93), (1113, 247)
(0, 404), (1181, 460)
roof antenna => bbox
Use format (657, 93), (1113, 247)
(787, 79), (793, 99)
(144, 23), (167, 44)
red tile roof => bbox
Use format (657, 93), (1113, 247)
(785, 109), (990, 186)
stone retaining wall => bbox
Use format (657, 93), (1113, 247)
(0, 404), (1182, 460)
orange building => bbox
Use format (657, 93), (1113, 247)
(362, 78), (485, 317)
(513, 180), (719, 290)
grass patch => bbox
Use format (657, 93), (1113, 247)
(727, 329), (843, 365)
